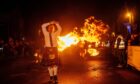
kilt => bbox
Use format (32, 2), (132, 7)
(42, 47), (59, 67)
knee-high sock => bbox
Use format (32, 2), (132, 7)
(48, 67), (53, 77)
(53, 66), (58, 76)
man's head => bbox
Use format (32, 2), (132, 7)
(47, 24), (56, 33)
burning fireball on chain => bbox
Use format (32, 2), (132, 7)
(58, 16), (109, 57)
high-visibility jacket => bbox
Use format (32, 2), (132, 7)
(114, 35), (125, 49)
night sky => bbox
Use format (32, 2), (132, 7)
(0, 0), (140, 39)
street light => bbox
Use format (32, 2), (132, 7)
(125, 11), (133, 24)
(126, 12), (131, 17)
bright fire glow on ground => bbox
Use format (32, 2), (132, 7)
(87, 61), (102, 78)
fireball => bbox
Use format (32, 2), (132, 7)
(57, 16), (109, 56)
(58, 32), (80, 51)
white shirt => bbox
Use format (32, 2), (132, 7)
(42, 23), (62, 47)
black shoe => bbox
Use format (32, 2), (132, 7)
(53, 75), (58, 84)
(50, 76), (53, 80)
(54, 75), (58, 80)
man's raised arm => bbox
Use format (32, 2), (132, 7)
(55, 22), (62, 33)
(41, 22), (50, 35)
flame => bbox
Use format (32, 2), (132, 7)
(58, 16), (109, 56)
(87, 45), (99, 56)
(81, 16), (108, 43)
(34, 53), (38, 57)
(34, 50), (42, 63)
(58, 32), (80, 51)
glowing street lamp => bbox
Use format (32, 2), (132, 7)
(126, 12), (131, 17)
(126, 11), (133, 24)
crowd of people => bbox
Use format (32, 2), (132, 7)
(0, 36), (35, 62)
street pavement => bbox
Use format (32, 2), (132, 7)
(1, 48), (140, 84)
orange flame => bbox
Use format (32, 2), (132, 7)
(87, 45), (99, 56)
(58, 32), (80, 51)
(34, 49), (42, 63)
(81, 16), (108, 43)
(58, 16), (109, 56)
